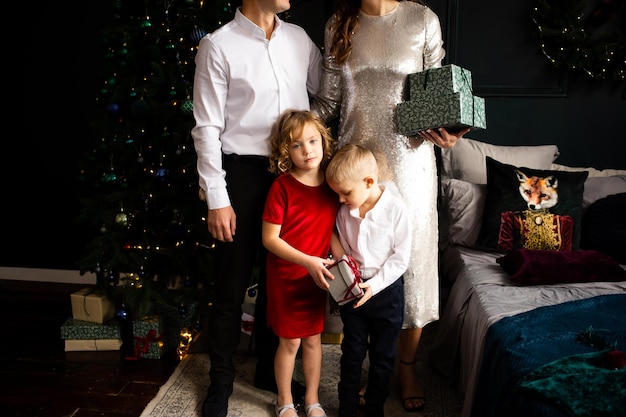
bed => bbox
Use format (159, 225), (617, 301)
(429, 137), (626, 417)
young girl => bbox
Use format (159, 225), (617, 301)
(262, 110), (339, 417)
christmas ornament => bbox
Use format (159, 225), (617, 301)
(106, 271), (119, 284)
(180, 99), (194, 115)
(115, 212), (128, 226)
(106, 103), (120, 115)
(131, 99), (151, 118)
(247, 286), (257, 298)
(102, 170), (118, 183)
(115, 303), (131, 322)
(154, 167), (168, 178)
(190, 26), (207, 45)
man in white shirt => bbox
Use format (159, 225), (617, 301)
(191, 1), (322, 416)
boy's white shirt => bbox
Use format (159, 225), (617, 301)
(335, 181), (412, 296)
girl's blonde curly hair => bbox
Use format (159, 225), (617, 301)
(268, 110), (336, 175)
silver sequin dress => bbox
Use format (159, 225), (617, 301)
(313, 1), (446, 328)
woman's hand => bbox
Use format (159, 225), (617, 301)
(419, 127), (469, 149)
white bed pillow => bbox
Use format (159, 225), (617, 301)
(440, 137), (560, 184)
(550, 163), (626, 178)
(582, 175), (626, 209)
(441, 179), (487, 247)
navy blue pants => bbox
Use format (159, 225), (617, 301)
(338, 277), (404, 417)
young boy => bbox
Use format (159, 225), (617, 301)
(326, 144), (412, 417)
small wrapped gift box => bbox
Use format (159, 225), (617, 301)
(396, 92), (486, 135)
(60, 317), (121, 340)
(131, 315), (166, 359)
(326, 255), (364, 306)
(155, 301), (200, 349)
(64, 339), (122, 352)
(70, 287), (115, 324)
(408, 64), (473, 99)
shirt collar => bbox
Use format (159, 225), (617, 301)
(234, 7), (283, 41)
(348, 184), (392, 221)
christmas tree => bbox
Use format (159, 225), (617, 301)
(77, 0), (238, 333)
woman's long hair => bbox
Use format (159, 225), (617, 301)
(329, 0), (427, 65)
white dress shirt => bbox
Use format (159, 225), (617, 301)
(335, 182), (412, 296)
(191, 8), (322, 210)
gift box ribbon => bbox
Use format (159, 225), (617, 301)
(126, 329), (163, 360)
(337, 256), (363, 304)
(80, 289), (96, 318)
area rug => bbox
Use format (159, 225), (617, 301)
(141, 336), (461, 417)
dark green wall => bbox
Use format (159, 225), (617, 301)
(288, 0), (625, 169)
(7, 0), (625, 271)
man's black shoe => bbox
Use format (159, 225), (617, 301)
(201, 383), (233, 417)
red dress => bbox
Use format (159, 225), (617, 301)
(262, 173), (339, 338)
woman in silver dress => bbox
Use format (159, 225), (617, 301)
(312, 0), (468, 412)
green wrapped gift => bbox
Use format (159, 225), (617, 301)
(408, 64), (473, 100)
(132, 315), (166, 359)
(396, 91), (486, 135)
(155, 301), (200, 349)
(60, 317), (121, 340)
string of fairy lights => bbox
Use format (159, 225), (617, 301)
(532, 0), (625, 81)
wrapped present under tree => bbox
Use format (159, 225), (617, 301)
(131, 315), (166, 360)
(60, 317), (122, 352)
(60, 317), (121, 340)
(155, 300), (201, 350)
(70, 287), (116, 324)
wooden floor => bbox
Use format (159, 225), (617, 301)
(0, 280), (181, 417)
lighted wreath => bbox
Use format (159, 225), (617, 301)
(532, 0), (626, 81)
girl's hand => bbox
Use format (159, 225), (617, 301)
(305, 256), (335, 290)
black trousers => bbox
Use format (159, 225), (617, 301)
(338, 277), (404, 417)
(207, 154), (277, 386)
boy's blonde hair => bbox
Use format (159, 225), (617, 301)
(268, 110), (336, 175)
(326, 143), (378, 184)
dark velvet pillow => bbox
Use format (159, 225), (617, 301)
(497, 249), (626, 285)
(581, 192), (626, 264)
(477, 157), (588, 250)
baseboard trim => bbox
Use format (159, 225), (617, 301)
(0, 267), (96, 284)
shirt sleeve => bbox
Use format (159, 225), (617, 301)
(191, 36), (230, 210)
(310, 16), (342, 123)
(306, 36), (323, 97)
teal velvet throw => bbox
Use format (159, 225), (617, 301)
(518, 350), (626, 417)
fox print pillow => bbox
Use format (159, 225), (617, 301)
(476, 157), (588, 251)
(497, 210), (574, 251)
